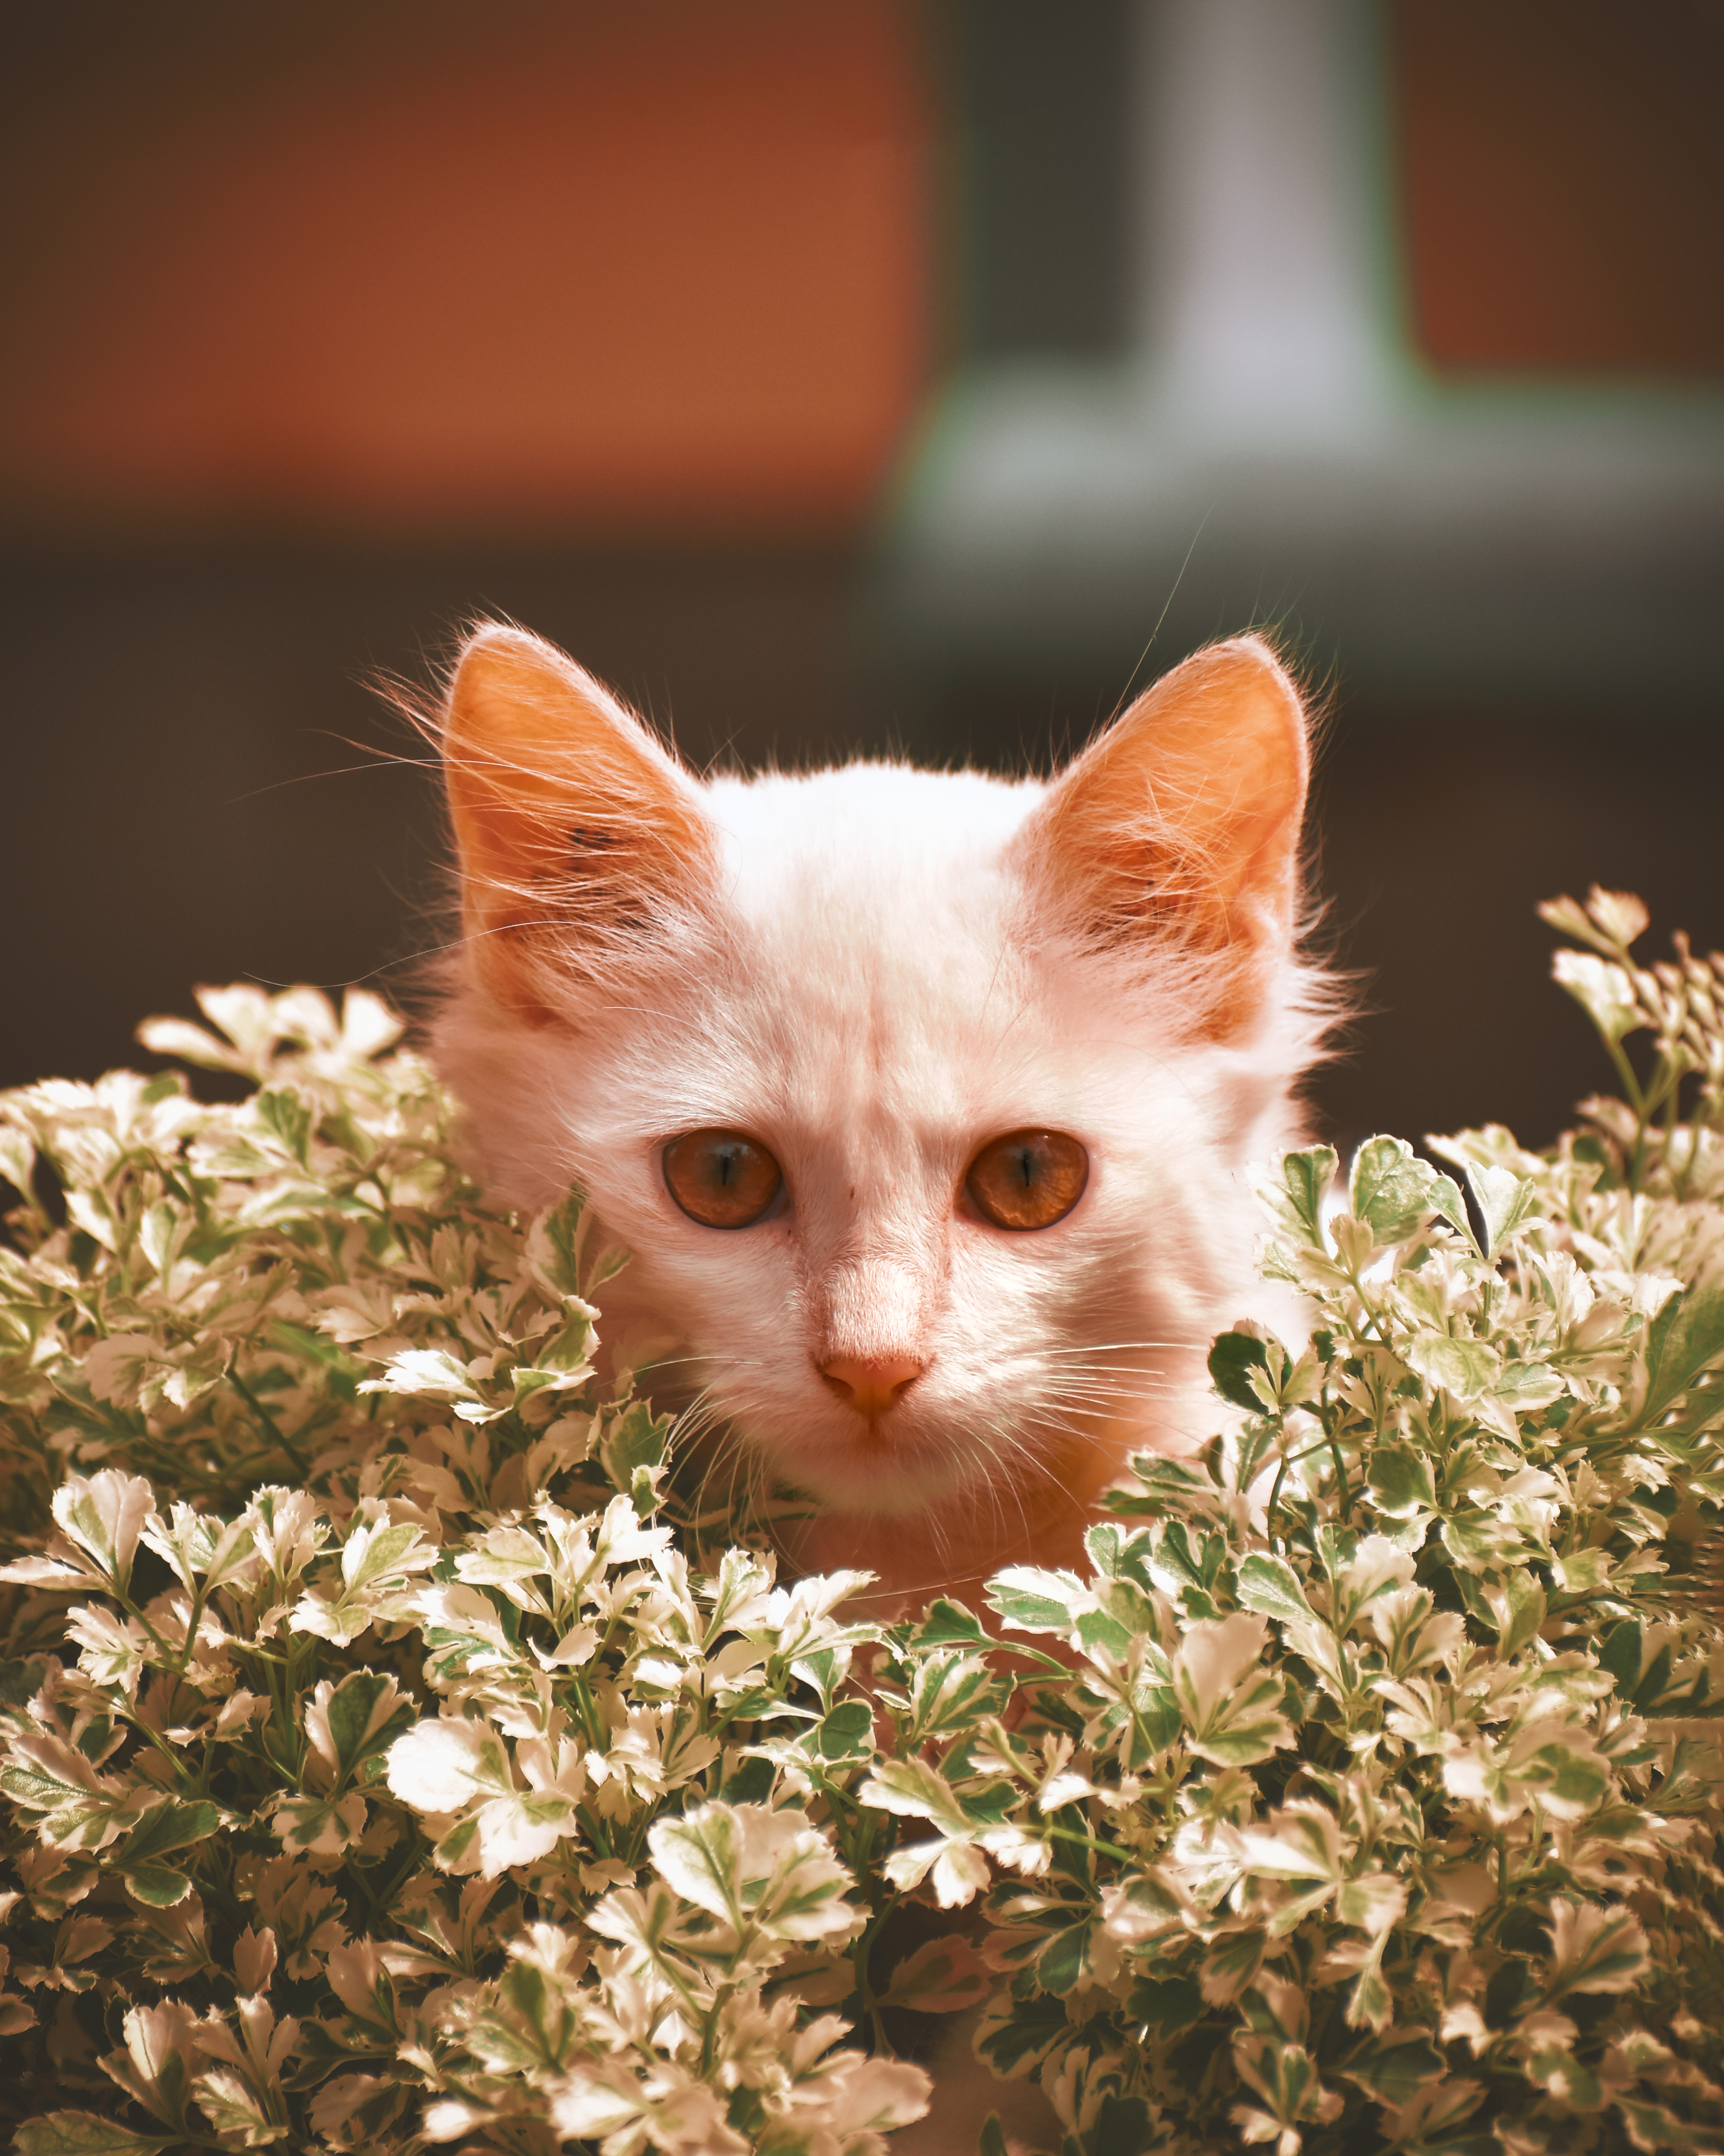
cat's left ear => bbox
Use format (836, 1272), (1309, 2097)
(1017, 635), (1310, 1032)
(441, 623), (718, 1021)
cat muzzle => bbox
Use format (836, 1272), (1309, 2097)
(818, 1352), (926, 1419)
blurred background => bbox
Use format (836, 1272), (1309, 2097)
(2, 0), (1722, 1153)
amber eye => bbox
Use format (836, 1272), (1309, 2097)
(965, 1129), (1088, 1231)
(662, 1129), (784, 1229)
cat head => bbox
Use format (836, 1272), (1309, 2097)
(432, 622), (1324, 1534)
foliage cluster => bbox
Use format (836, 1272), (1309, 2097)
(0, 892), (1722, 2156)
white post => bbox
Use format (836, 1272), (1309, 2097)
(1140, 0), (1393, 433)
(884, 0), (1724, 697)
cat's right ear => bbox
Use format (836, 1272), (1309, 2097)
(1016, 634), (1310, 1036)
(442, 624), (717, 1020)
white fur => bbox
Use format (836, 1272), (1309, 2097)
(434, 754), (1324, 1605)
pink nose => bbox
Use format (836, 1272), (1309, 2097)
(820, 1353), (925, 1417)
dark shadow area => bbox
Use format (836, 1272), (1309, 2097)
(0, 542), (896, 1089)
(1308, 700), (1724, 1153)
(948, 0), (1137, 360)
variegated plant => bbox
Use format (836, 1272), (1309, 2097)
(1, 890), (1722, 2156)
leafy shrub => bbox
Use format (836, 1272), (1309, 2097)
(1, 891), (1722, 2156)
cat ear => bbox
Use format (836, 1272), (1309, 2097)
(1019, 635), (1310, 1033)
(442, 623), (717, 1019)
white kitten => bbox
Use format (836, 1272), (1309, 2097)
(431, 623), (1326, 1608)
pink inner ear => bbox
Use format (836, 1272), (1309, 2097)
(442, 623), (716, 1017)
(1021, 636), (1310, 1017)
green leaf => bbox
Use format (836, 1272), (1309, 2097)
(254, 1087), (314, 1165)
(1091, 2094), (1154, 2156)
(1406, 1332), (1501, 1404)
(1367, 1443), (1437, 1518)
(1208, 1330), (1272, 1411)
(527, 1185), (596, 1296)
(1526, 2047), (1604, 2110)
(122, 1793), (221, 1863)
(1250, 1146), (1338, 1247)
(1075, 1607), (1133, 1661)
(1427, 1173), (1476, 1246)
(1491, 1359), (1565, 1414)
(273, 1790), (367, 1857)
(805, 1701), (875, 1762)
(1127, 1686), (1182, 1760)
(316, 1670), (408, 1784)
(1617, 2098), (1724, 2151)
(1235, 1553), (1317, 1626)
(949, 1781), (1015, 1833)
(122, 1862), (194, 1908)
(1350, 1135), (1437, 1243)
(267, 1320), (365, 1401)
(905, 1651), (1003, 1742)
(598, 1401), (671, 1494)
(1641, 1285), (1724, 1422)
(719, 1755), (777, 1806)
(0, 1751), (154, 1850)
(15, 2121), (173, 2156)
(1129, 1974), (1204, 2039)
(1528, 1742), (1610, 1816)
(911, 1599), (995, 1651)
(1598, 1619), (1643, 1697)
(119, 1801), (218, 1903)
(342, 1521), (429, 1594)
(857, 1759), (969, 1835)
(1466, 1161), (1539, 1258)
(1083, 1522), (1127, 1578)
(1492, 1572), (1547, 1659)
(1551, 1546), (1613, 1597)
(976, 1991), (1069, 2079)
(1200, 1930), (1266, 2005)
(0, 1657), (50, 1708)
(528, 1310), (596, 1377)
(1173, 1615), (1293, 1766)
(1232, 2035), (1336, 2130)
(1552, 949), (1641, 1042)
(1340, 2033), (1446, 2104)
(878, 1933), (993, 2015)
(1542, 1898), (1649, 1999)
(749, 1834), (854, 1941)
(1282, 1147), (1337, 1237)
(1111, 1455), (1220, 1519)
(649, 1801), (854, 1942)
(432, 1815), (481, 1873)
(1149, 1521), (1225, 1595)
(986, 1567), (1077, 1634)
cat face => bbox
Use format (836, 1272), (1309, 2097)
(431, 626), (1320, 1545)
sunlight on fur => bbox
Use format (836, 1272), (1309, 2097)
(432, 623), (1335, 1619)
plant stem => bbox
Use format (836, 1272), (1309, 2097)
(228, 1364), (307, 1477)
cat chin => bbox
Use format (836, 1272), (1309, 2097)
(737, 1401), (1004, 1518)
(755, 1439), (973, 1518)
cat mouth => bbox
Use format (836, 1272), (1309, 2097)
(822, 1392), (914, 1436)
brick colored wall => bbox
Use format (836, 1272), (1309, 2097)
(0, 0), (930, 535)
